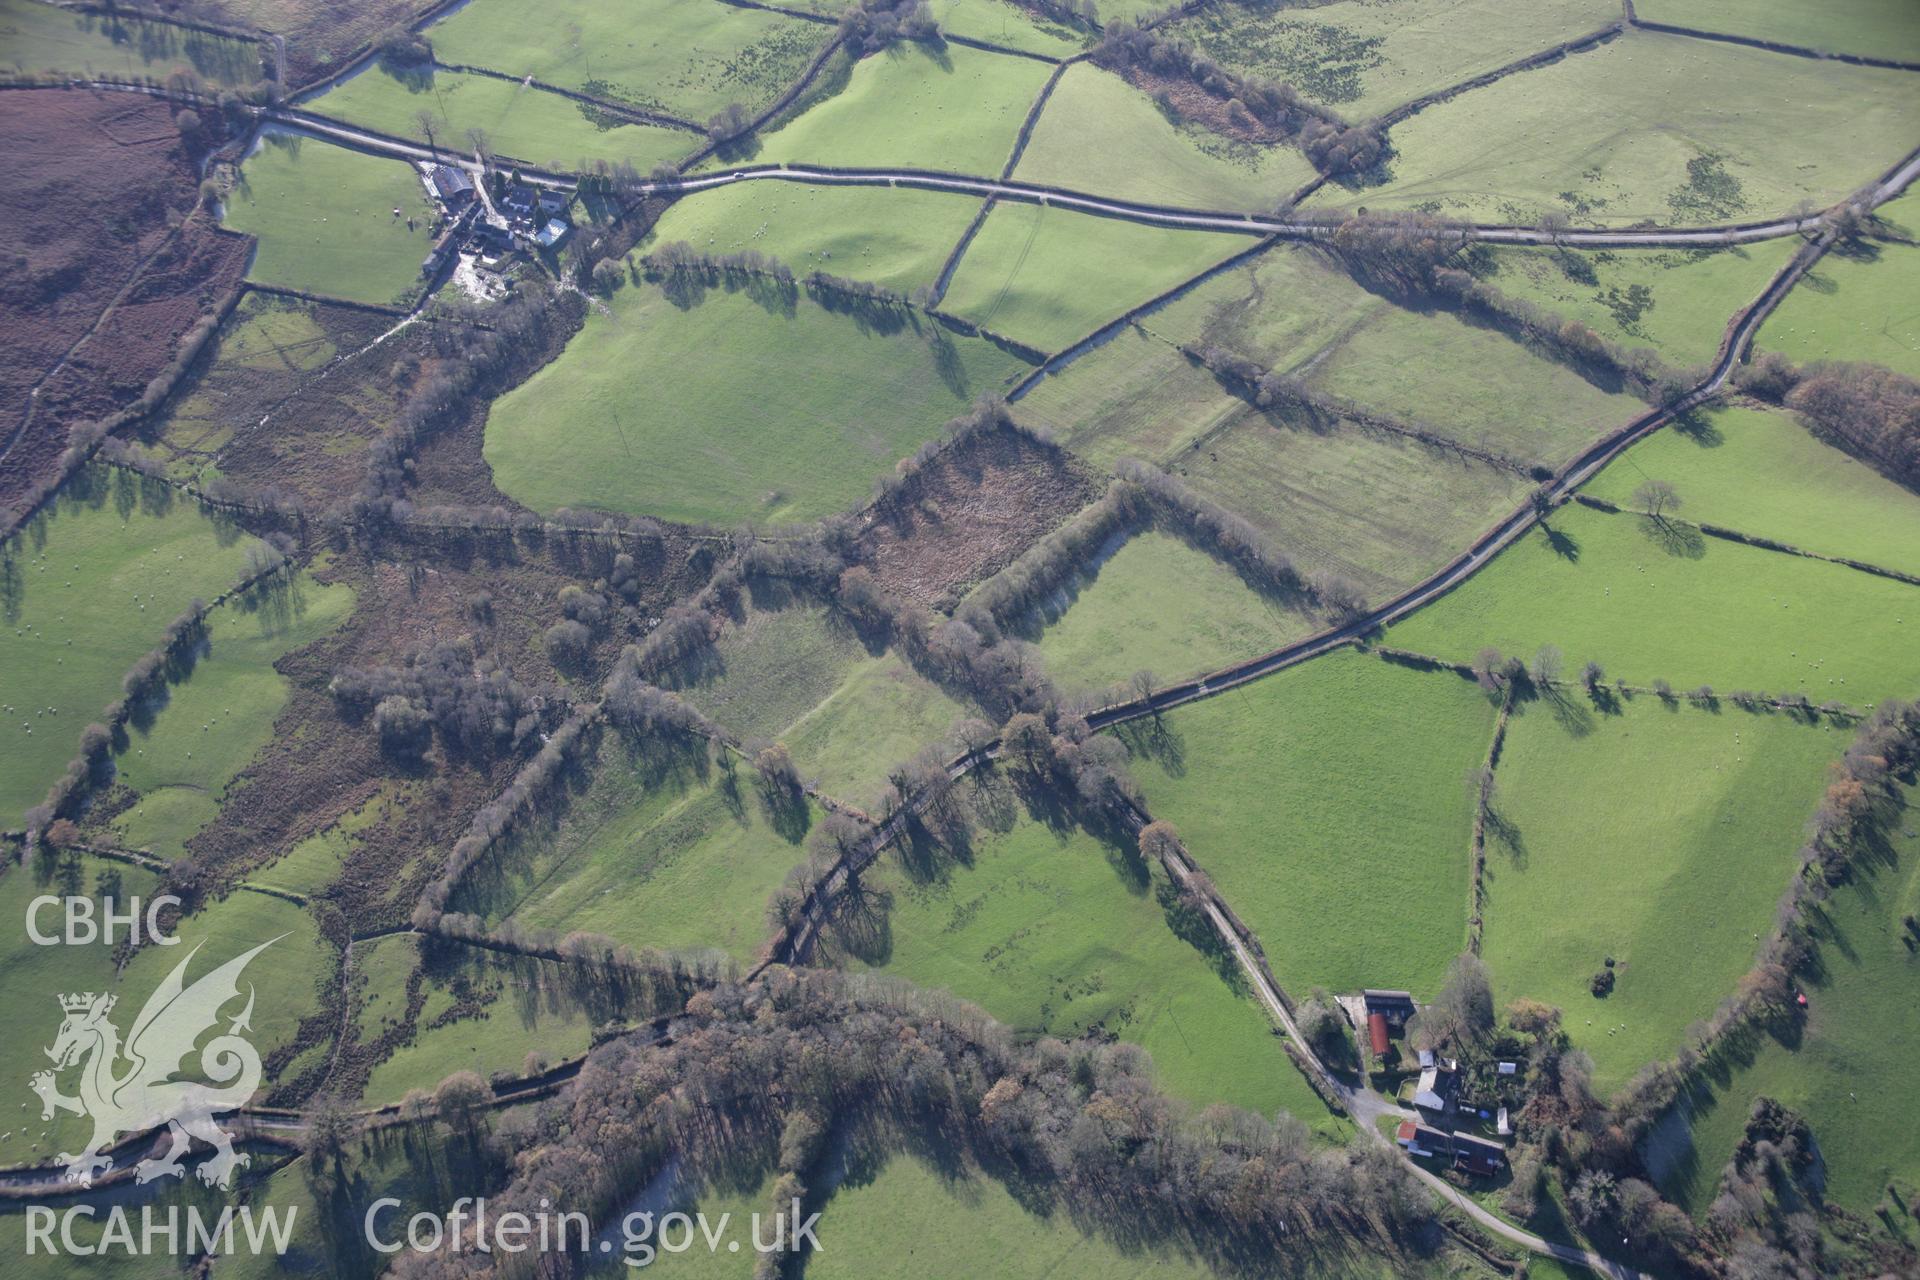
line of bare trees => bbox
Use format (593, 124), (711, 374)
(1093, 23), (1382, 177)
(1737, 353), (1920, 493)
(387, 968), (1438, 1280)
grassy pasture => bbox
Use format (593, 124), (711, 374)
(1122, 648), (1496, 1000)
(0, 0), (263, 85)
(1025, 528), (1317, 692)
(1170, 0), (1616, 117)
(801, 1151), (1226, 1280)
(1632, 0), (1920, 62)
(927, 0), (1085, 57)
(459, 729), (810, 966)
(1013, 63), (1316, 210)
(1483, 698), (1846, 1091)
(647, 181), (986, 295)
(312, 64), (695, 173)
(1386, 501), (1920, 704)
(482, 279), (1025, 525)
(1174, 410), (1530, 598)
(0, 867), (328, 1155)
(0, 468), (266, 825)
(665, 592), (972, 802)
(1583, 405), (1920, 578)
(108, 573), (355, 859)
(849, 789), (1336, 1123)
(778, 652), (974, 804)
(359, 939), (596, 1104)
(427, 0), (834, 121)
(1147, 241), (1384, 368)
(1756, 238), (1920, 379)
(1643, 791), (1920, 1215)
(1308, 301), (1640, 470)
(1012, 325), (1247, 469)
(224, 132), (436, 305)
(940, 201), (1249, 351)
(1314, 30), (1920, 226)
(1473, 241), (1798, 370)
(746, 41), (1051, 175)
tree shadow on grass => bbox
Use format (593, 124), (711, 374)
(1541, 521), (1581, 562)
(1670, 407), (1723, 447)
(1112, 712), (1186, 778)
(1638, 514), (1706, 559)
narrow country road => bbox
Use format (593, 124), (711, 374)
(252, 100), (1920, 251)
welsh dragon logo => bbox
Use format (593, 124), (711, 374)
(30, 938), (278, 1189)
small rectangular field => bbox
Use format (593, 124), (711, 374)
(1021, 528), (1318, 693)
(310, 65), (697, 173)
(1385, 500), (1920, 704)
(1119, 648), (1497, 999)
(844, 790), (1335, 1123)
(1310, 29), (1920, 226)
(451, 727), (811, 966)
(427, 0), (834, 121)
(1756, 234), (1920, 380)
(1172, 410), (1530, 600)
(745, 41), (1052, 175)
(1632, 0), (1920, 63)
(1012, 63), (1317, 210)
(481, 279), (1027, 525)
(1482, 697), (1847, 1091)
(647, 181), (987, 295)
(224, 132), (438, 306)
(1471, 242), (1797, 370)
(0, 0), (264, 85)
(1582, 405), (1920, 579)
(940, 201), (1251, 352)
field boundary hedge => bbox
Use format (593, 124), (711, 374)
(1571, 493), (1920, 585)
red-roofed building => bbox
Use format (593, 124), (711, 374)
(1368, 1011), (1390, 1057)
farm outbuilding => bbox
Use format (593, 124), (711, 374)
(1368, 1012), (1390, 1056)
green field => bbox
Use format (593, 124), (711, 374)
(1644, 788), (1920, 1215)
(1122, 648), (1496, 999)
(1473, 241), (1798, 370)
(427, 0), (834, 121)
(927, 0), (1085, 58)
(1012, 325), (1248, 469)
(460, 729), (809, 966)
(1387, 501), (1920, 704)
(747, 41), (1051, 175)
(0, 468), (267, 825)
(1026, 528), (1316, 692)
(647, 181), (986, 295)
(312, 65), (696, 173)
(0, 867), (328, 1155)
(803, 1152), (1226, 1280)
(1013, 63), (1316, 210)
(1756, 238), (1920, 379)
(1168, 0), (1618, 118)
(1149, 241), (1386, 368)
(108, 574), (354, 859)
(482, 280), (1026, 524)
(0, 0), (261, 85)
(1311, 30), (1920, 226)
(224, 132), (437, 306)
(1583, 405), (1920, 578)
(941, 201), (1249, 351)
(1174, 409), (1530, 598)
(360, 938), (595, 1104)
(777, 652), (975, 804)
(1482, 698), (1846, 1091)
(850, 791), (1335, 1123)
(664, 596), (971, 802)
(1633, 0), (1920, 62)
(1309, 301), (1640, 469)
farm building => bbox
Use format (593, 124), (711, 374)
(1368, 1012), (1391, 1057)
(1364, 989), (1417, 1027)
(1414, 1060), (1459, 1112)
(1395, 1121), (1507, 1179)
(426, 164), (475, 207)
